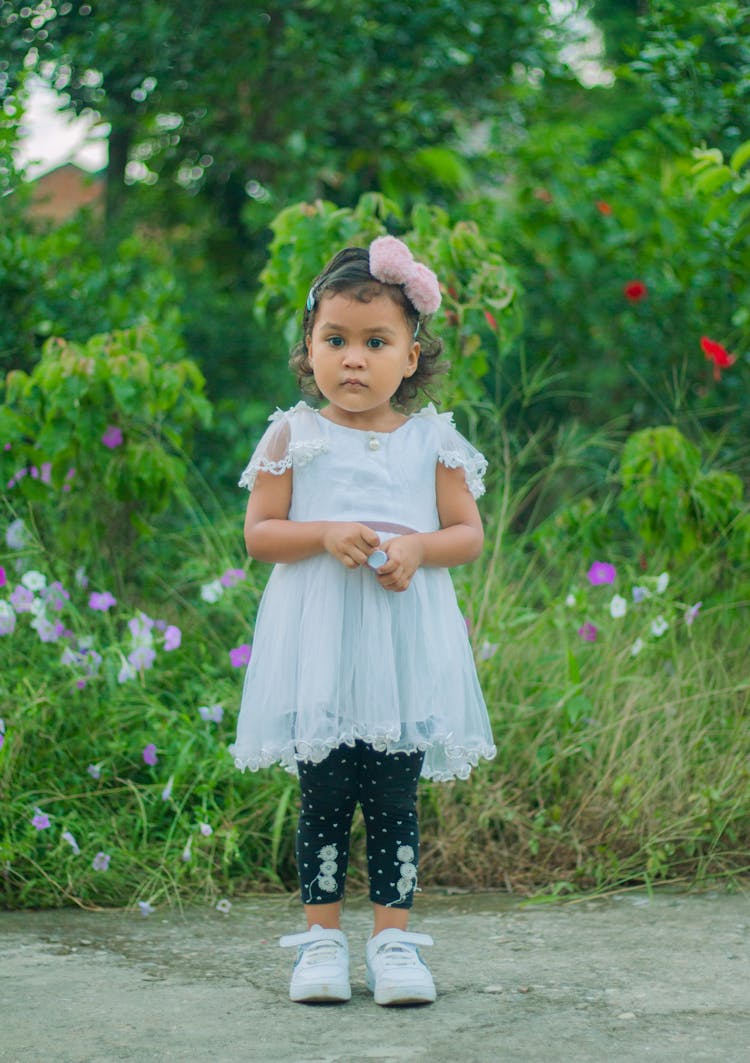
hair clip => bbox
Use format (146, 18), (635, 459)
(413, 320), (421, 340)
(305, 287), (316, 312)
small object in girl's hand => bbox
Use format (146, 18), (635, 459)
(367, 549), (388, 570)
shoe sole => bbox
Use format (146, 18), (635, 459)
(366, 975), (436, 1006)
(290, 982), (351, 1004)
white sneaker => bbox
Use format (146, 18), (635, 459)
(366, 928), (436, 1006)
(279, 925), (351, 1003)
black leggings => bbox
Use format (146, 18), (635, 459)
(296, 741), (425, 909)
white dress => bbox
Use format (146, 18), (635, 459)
(229, 401), (496, 782)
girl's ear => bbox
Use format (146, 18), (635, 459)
(403, 341), (420, 378)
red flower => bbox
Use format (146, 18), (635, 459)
(624, 280), (648, 302)
(484, 310), (498, 331)
(700, 336), (736, 381)
(596, 200), (613, 215)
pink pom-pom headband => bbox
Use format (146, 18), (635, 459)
(305, 237), (442, 320)
(369, 236), (442, 316)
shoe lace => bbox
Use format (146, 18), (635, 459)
(300, 939), (342, 966)
(377, 942), (420, 968)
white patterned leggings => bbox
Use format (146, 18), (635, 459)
(296, 741), (425, 909)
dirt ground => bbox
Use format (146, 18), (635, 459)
(1, 889), (749, 1063)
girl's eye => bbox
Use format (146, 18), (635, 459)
(367, 337), (385, 349)
(327, 336), (345, 348)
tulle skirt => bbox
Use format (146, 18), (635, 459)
(230, 542), (496, 782)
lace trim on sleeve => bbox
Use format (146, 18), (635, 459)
(415, 404), (488, 499)
(238, 403), (328, 491)
(438, 448), (488, 499)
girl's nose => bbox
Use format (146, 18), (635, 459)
(342, 345), (366, 366)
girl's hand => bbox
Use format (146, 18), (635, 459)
(323, 522), (381, 569)
(375, 535), (424, 592)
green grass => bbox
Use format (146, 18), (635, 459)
(2, 470), (749, 912)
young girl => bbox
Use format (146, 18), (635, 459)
(231, 236), (496, 1006)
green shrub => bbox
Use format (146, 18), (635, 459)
(1, 326), (212, 560)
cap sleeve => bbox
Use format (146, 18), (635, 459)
(417, 404), (488, 499)
(238, 402), (328, 492)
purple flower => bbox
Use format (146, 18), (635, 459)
(220, 568), (246, 588)
(87, 763), (102, 780)
(128, 645), (156, 671)
(199, 822), (213, 837)
(101, 425), (123, 449)
(10, 585), (34, 613)
(92, 851), (110, 871)
(586, 561), (616, 586)
(43, 581), (70, 611)
(62, 831), (80, 855)
(229, 643), (252, 668)
(31, 613), (64, 643)
(32, 808), (51, 830)
(198, 703), (224, 723)
(163, 624), (181, 651)
(40, 462), (52, 484)
(685, 601), (702, 626)
(0, 566), (5, 587)
(143, 743), (158, 766)
(75, 566), (89, 588)
(478, 640), (499, 661)
(182, 835), (193, 862)
(161, 775), (174, 801)
(577, 622), (598, 642)
(138, 901), (155, 917)
(89, 590), (117, 612)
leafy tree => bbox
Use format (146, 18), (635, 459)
(1, 1), (560, 224)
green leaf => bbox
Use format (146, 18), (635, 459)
(694, 166), (735, 194)
(730, 140), (750, 173)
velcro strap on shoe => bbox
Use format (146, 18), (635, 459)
(279, 927), (345, 948)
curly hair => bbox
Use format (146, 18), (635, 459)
(289, 246), (446, 410)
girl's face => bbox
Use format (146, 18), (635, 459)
(305, 291), (419, 430)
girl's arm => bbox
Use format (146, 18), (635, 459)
(244, 469), (380, 566)
(376, 463), (484, 592)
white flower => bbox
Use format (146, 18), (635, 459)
(320, 860), (337, 875)
(138, 901), (155, 917)
(216, 898), (232, 914)
(21, 570), (46, 591)
(61, 830), (80, 855)
(318, 844), (338, 861)
(630, 638), (644, 657)
(5, 518), (30, 550)
(565, 593), (576, 607)
(0, 601), (16, 636)
(650, 615), (669, 637)
(199, 822), (213, 837)
(319, 876), (337, 893)
(161, 776), (174, 801)
(200, 579), (224, 603)
(117, 660), (137, 684)
(182, 835), (193, 862)
(74, 565), (89, 588)
(478, 640), (499, 660)
(396, 845), (414, 863)
(656, 572), (669, 594)
(609, 594), (628, 619)
(632, 585), (650, 603)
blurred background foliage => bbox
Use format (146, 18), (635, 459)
(1, 0), (750, 904)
